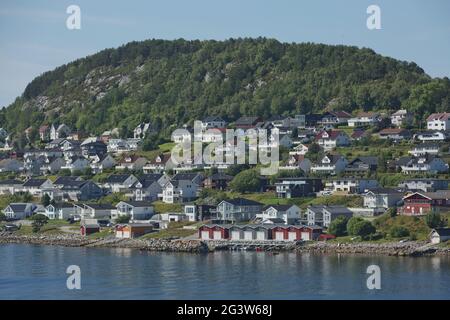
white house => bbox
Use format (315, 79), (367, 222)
(3, 203), (36, 220)
(306, 205), (353, 227)
(257, 205), (301, 225)
(289, 143), (309, 156)
(414, 131), (447, 142)
(50, 124), (71, 140)
(0, 179), (23, 195)
(114, 201), (154, 221)
(408, 143), (440, 157)
(134, 122), (153, 139)
(81, 203), (117, 219)
(216, 198), (263, 222)
(363, 188), (403, 209)
(104, 174), (138, 193)
(400, 156), (449, 174)
(161, 173), (203, 203)
(429, 228), (450, 244)
(44, 203), (76, 220)
(90, 154), (116, 174)
(310, 154), (348, 175)
(391, 109), (413, 127)
(61, 157), (90, 173)
(21, 178), (54, 197)
(0, 159), (24, 173)
(427, 113), (450, 131)
(325, 178), (379, 194)
(314, 130), (350, 150)
(348, 112), (379, 127)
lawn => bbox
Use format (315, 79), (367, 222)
(153, 201), (183, 213)
(141, 221), (199, 239)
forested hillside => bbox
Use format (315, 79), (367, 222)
(1, 38), (449, 139)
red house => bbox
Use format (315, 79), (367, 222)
(80, 224), (100, 236)
(272, 225), (321, 241)
(399, 191), (450, 216)
(198, 225), (230, 240)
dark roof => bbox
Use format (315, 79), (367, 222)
(203, 116), (224, 122)
(366, 188), (402, 195)
(23, 179), (49, 187)
(349, 156), (378, 166)
(209, 173), (233, 181)
(263, 205), (295, 211)
(106, 174), (134, 184)
(172, 173), (202, 181)
(0, 179), (23, 185)
(223, 198), (263, 206)
(432, 228), (450, 237)
(83, 203), (116, 210)
(139, 173), (163, 181)
(120, 201), (154, 207)
(54, 176), (82, 185)
(8, 203), (29, 212)
(235, 116), (261, 126)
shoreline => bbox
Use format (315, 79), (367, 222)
(1, 233), (449, 256)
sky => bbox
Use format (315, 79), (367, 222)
(0, 0), (449, 108)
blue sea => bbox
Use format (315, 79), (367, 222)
(0, 244), (449, 299)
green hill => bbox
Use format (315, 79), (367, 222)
(1, 38), (449, 140)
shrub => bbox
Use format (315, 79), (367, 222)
(327, 215), (349, 237)
(347, 217), (376, 238)
(389, 225), (410, 238)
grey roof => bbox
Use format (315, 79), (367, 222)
(432, 228), (450, 237)
(7, 203), (29, 212)
(263, 204), (295, 211)
(0, 179), (23, 185)
(209, 173), (233, 181)
(106, 174), (133, 183)
(349, 156), (378, 166)
(172, 173), (202, 181)
(54, 176), (82, 185)
(366, 188), (402, 195)
(222, 198), (263, 206)
(23, 179), (48, 187)
(120, 201), (154, 207)
(83, 203), (116, 210)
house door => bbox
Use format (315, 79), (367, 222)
(244, 231), (253, 240)
(231, 231), (241, 240)
(275, 231), (285, 241)
(256, 231), (265, 240)
(288, 232), (297, 241)
(301, 232), (310, 241)
(201, 231), (210, 240)
(213, 231), (222, 240)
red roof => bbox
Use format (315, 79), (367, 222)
(427, 113), (450, 121)
(315, 130), (343, 141)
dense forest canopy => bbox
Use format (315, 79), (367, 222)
(1, 38), (449, 138)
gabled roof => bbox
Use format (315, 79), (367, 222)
(7, 203), (30, 212)
(118, 201), (154, 208)
(365, 188), (402, 195)
(427, 112), (450, 121)
(105, 174), (134, 184)
(0, 179), (23, 185)
(349, 156), (378, 166)
(171, 173), (202, 182)
(53, 176), (82, 185)
(263, 204), (295, 211)
(431, 228), (450, 237)
(23, 178), (49, 187)
(222, 198), (263, 206)
(83, 203), (116, 210)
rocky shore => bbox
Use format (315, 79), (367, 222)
(1, 232), (449, 256)
(0, 233), (209, 253)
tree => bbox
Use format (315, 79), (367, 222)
(347, 217), (376, 238)
(30, 214), (49, 233)
(41, 194), (51, 207)
(115, 214), (131, 224)
(229, 169), (261, 193)
(0, 213), (7, 221)
(386, 207), (397, 218)
(389, 225), (410, 238)
(425, 212), (444, 228)
(327, 215), (349, 237)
